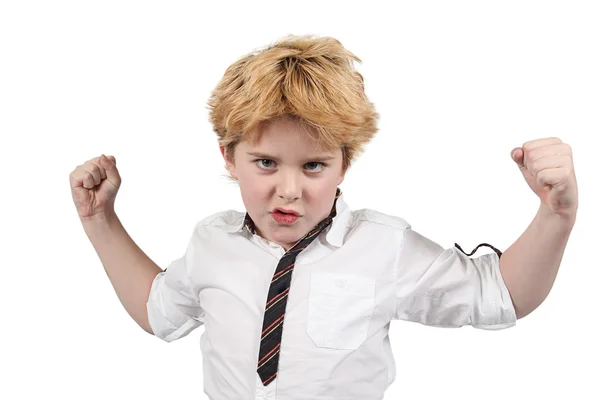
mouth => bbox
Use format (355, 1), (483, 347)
(272, 208), (301, 217)
(271, 208), (300, 224)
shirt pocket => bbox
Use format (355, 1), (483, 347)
(306, 271), (376, 350)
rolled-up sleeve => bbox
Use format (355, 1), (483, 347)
(146, 226), (205, 342)
(393, 228), (516, 330)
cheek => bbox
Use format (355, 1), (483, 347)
(308, 184), (338, 206)
(239, 175), (269, 200)
(237, 165), (256, 185)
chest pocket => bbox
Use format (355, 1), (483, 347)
(306, 271), (376, 350)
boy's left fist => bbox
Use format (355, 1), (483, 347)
(511, 137), (578, 219)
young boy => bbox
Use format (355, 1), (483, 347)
(71, 34), (578, 399)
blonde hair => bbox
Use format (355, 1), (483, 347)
(207, 34), (380, 175)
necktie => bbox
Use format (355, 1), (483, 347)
(455, 242), (503, 258)
(255, 188), (341, 386)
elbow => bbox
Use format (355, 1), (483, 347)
(138, 310), (155, 335)
(515, 308), (528, 320)
(514, 300), (543, 319)
(142, 324), (155, 335)
(505, 285), (548, 320)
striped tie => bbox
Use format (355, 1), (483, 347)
(256, 188), (341, 386)
(454, 242), (503, 258)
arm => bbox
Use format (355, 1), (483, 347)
(500, 137), (578, 319)
(81, 213), (162, 334)
(395, 227), (516, 329)
(499, 204), (575, 319)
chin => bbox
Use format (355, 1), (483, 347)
(271, 230), (303, 244)
(271, 230), (300, 241)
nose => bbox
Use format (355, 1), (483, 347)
(276, 169), (301, 202)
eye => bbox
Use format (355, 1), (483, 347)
(256, 159), (276, 169)
(305, 162), (325, 172)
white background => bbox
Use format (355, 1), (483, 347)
(1, 1), (598, 399)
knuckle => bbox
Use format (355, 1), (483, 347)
(565, 165), (574, 175)
(537, 170), (546, 183)
(85, 163), (99, 176)
(529, 159), (539, 171)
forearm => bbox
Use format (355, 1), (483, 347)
(499, 203), (576, 319)
(81, 213), (162, 334)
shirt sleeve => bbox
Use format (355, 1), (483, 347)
(146, 225), (205, 342)
(393, 228), (517, 330)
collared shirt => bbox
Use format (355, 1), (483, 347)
(146, 193), (516, 400)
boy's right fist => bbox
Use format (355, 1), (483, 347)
(70, 154), (122, 221)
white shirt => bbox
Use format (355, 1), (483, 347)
(146, 193), (516, 400)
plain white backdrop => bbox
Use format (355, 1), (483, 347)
(1, 1), (598, 399)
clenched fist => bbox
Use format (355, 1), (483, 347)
(510, 137), (578, 220)
(70, 154), (122, 221)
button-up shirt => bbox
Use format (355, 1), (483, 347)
(146, 193), (516, 399)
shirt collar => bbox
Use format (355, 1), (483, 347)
(323, 192), (349, 247)
(225, 189), (350, 248)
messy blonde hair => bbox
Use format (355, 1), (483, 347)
(207, 34), (380, 175)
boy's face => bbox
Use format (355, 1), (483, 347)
(220, 117), (345, 250)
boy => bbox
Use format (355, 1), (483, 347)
(70, 34), (578, 399)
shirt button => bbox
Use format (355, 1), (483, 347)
(335, 279), (347, 288)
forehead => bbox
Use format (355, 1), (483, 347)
(242, 117), (339, 154)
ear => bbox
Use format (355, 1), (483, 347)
(219, 145), (238, 180)
(337, 169), (346, 186)
(337, 159), (348, 186)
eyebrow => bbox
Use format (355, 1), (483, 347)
(246, 152), (336, 162)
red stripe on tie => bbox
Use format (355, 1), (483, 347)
(261, 314), (284, 335)
(262, 372), (277, 385)
(272, 263), (295, 280)
(265, 287), (289, 307)
(258, 343), (280, 365)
